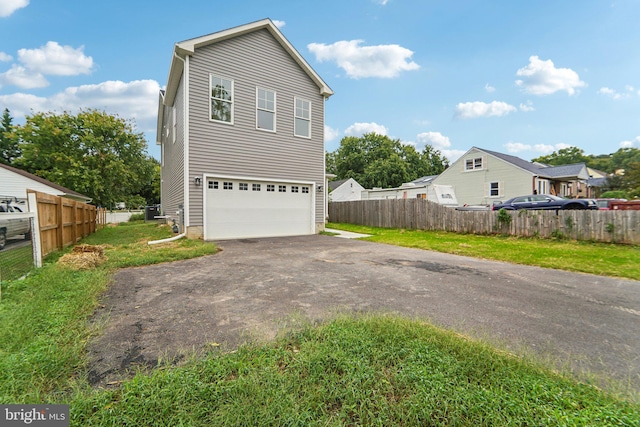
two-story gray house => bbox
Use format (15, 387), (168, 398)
(157, 19), (333, 240)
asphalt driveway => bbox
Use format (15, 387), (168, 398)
(88, 234), (640, 391)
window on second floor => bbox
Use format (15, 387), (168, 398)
(294, 97), (311, 138)
(210, 75), (233, 123)
(257, 88), (276, 131)
(465, 157), (484, 171)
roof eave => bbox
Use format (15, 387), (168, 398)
(172, 18), (333, 99)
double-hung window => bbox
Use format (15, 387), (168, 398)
(210, 75), (233, 123)
(257, 88), (276, 131)
(465, 157), (483, 171)
(294, 97), (311, 138)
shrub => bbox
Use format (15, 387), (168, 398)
(128, 213), (145, 222)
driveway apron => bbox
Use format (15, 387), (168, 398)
(88, 235), (640, 391)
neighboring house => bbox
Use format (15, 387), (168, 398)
(433, 147), (594, 206)
(0, 163), (91, 203)
(361, 175), (458, 207)
(328, 178), (365, 202)
(157, 19), (333, 240)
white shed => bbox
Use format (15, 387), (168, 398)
(0, 163), (91, 203)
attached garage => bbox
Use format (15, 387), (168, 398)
(204, 176), (315, 240)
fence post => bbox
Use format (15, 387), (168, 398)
(27, 191), (43, 268)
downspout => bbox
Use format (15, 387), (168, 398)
(174, 51), (190, 234)
(148, 232), (186, 245)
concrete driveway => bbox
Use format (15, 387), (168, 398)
(88, 235), (640, 391)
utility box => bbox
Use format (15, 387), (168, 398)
(144, 205), (160, 221)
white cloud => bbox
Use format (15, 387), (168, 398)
(307, 40), (419, 79)
(18, 41), (93, 76)
(0, 92), (48, 118)
(0, 79), (161, 132)
(515, 56), (586, 95)
(416, 131), (451, 149)
(620, 136), (640, 148)
(441, 149), (466, 163)
(533, 143), (571, 154)
(504, 142), (531, 153)
(0, 52), (12, 61)
(519, 101), (535, 112)
(454, 101), (517, 119)
(376, 0), (389, 4)
(0, 65), (48, 89)
(324, 125), (339, 142)
(272, 20), (285, 28)
(484, 83), (495, 93)
(598, 86), (633, 100)
(344, 122), (388, 136)
(0, 0), (28, 17)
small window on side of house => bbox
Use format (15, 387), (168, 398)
(257, 88), (276, 131)
(302, 186), (310, 194)
(294, 97), (311, 138)
(239, 183), (248, 191)
(210, 74), (233, 123)
(223, 181), (233, 190)
(267, 184), (275, 192)
(252, 183), (261, 191)
(279, 185), (286, 192)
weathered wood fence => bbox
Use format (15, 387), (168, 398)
(329, 199), (640, 244)
(28, 190), (103, 257)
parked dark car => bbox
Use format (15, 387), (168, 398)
(492, 195), (598, 211)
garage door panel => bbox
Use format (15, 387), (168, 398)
(205, 178), (313, 240)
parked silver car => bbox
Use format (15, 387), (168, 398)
(0, 202), (31, 250)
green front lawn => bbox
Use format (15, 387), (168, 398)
(0, 222), (638, 425)
(328, 223), (640, 280)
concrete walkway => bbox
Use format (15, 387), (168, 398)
(324, 228), (371, 239)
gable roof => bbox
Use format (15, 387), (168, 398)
(328, 178), (349, 191)
(0, 163), (92, 202)
(164, 18), (333, 107)
(476, 147), (588, 180)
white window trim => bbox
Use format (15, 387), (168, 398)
(464, 156), (485, 171)
(256, 87), (276, 133)
(171, 106), (177, 144)
(486, 181), (503, 198)
(294, 97), (311, 139)
(209, 73), (234, 125)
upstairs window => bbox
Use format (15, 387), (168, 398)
(294, 97), (311, 138)
(465, 157), (483, 171)
(210, 75), (233, 123)
(257, 88), (276, 131)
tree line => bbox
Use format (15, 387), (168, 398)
(326, 133), (449, 189)
(0, 108), (159, 208)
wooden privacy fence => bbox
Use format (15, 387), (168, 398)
(329, 199), (640, 245)
(28, 190), (104, 257)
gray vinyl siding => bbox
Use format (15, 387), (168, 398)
(160, 77), (185, 220)
(186, 29), (326, 228)
(434, 148), (533, 205)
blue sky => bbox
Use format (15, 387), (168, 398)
(1, 0), (639, 163)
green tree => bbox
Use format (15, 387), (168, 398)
(330, 132), (449, 188)
(0, 108), (20, 165)
(13, 109), (159, 207)
(532, 146), (589, 165)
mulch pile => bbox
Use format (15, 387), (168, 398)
(57, 244), (108, 270)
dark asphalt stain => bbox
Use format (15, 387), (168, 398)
(387, 259), (483, 276)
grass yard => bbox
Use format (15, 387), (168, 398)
(327, 222), (640, 280)
(0, 222), (639, 425)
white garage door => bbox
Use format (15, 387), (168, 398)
(205, 177), (314, 240)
